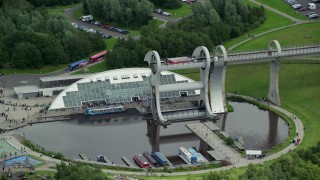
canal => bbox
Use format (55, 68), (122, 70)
(16, 102), (289, 164)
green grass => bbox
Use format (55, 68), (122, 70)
(233, 23), (320, 51)
(152, 18), (166, 27)
(163, 3), (192, 18)
(256, 0), (307, 20)
(105, 38), (118, 51)
(49, 3), (81, 10)
(72, 6), (84, 19)
(47, 8), (65, 15)
(0, 64), (68, 75)
(224, 0), (293, 49)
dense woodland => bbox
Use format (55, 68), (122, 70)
(107, 0), (266, 69)
(25, 0), (80, 7)
(0, 0), (105, 69)
(83, 0), (154, 27)
(150, 0), (182, 9)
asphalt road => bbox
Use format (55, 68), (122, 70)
(0, 69), (68, 89)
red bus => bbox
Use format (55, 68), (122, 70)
(133, 154), (151, 168)
(89, 51), (107, 63)
(164, 57), (192, 64)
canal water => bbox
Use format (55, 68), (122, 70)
(17, 102), (288, 164)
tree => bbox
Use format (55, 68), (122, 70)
(55, 163), (111, 180)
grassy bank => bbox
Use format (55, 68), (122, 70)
(233, 23), (320, 51)
(256, 0), (307, 20)
(163, 3), (192, 18)
(224, 0), (293, 49)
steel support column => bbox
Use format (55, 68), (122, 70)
(268, 40), (281, 106)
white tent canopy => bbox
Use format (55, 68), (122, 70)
(246, 150), (262, 156)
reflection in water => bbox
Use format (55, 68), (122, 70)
(17, 102), (288, 164)
(216, 102), (288, 150)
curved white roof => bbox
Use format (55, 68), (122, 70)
(49, 68), (196, 110)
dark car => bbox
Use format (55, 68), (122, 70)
(298, 6), (307, 11)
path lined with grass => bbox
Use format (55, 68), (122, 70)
(255, 0), (307, 20)
(250, 0), (306, 23)
(232, 23), (320, 51)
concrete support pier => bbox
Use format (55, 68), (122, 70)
(268, 40), (282, 106)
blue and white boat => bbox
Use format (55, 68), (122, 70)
(84, 105), (126, 116)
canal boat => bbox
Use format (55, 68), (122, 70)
(151, 152), (169, 166)
(84, 105), (126, 116)
(143, 151), (159, 167)
(133, 154), (151, 168)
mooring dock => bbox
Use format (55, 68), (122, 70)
(185, 122), (243, 164)
(79, 153), (90, 161)
(122, 156), (135, 167)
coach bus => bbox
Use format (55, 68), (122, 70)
(68, 60), (88, 71)
(89, 51), (107, 63)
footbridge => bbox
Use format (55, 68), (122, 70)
(144, 40), (320, 126)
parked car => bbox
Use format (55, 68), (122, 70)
(306, 12), (316, 16)
(308, 13), (319, 19)
(298, 6), (307, 11)
(312, 0), (320, 3)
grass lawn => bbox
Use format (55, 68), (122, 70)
(47, 8), (65, 15)
(224, 0), (293, 49)
(0, 64), (68, 75)
(105, 38), (118, 51)
(163, 3), (192, 18)
(233, 23), (320, 51)
(72, 6), (84, 19)
(256, 0), (307, 20)
(48, 3), (81, 10)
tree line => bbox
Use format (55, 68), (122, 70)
(83, 0), (154, 27)
(25, 0), (80, 7)
(0, 0), (105, 69)
(149, 0), (182, 9)
(106, 0), (265, 69)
